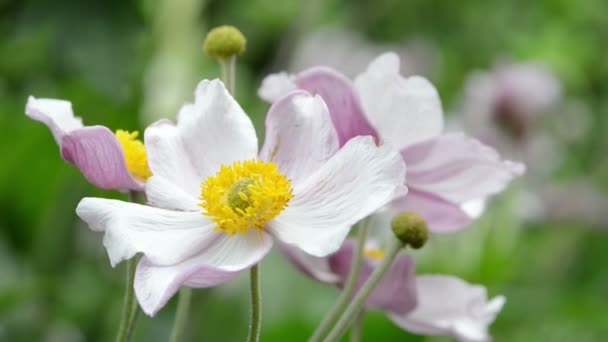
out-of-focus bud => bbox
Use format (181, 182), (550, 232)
(203, 25), (246, 59)
(391, 212), (429, 249)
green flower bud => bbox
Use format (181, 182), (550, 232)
(391, 212), (429, 249)
(203, 25), (246, 59)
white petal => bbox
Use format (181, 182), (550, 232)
(134, 228), (273, 316)
(388, 275), (505, 342)
(144, 119), (201, 200)
(269, 136), (406, 257)
(354, 52), (444, 149)
(258, 72), (297, 103)
(25, 96), (84, 144)
(259, 91), (339, 186)
(178, 79), (258, 177)
(145, 175), (199, 211)
(76, 198), (215, 267)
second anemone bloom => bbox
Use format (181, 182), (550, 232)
(76, 79), (406, 315)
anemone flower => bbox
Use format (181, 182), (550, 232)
(286, 234), (504, 342)
(259, 52), (524, 233)
(25, 97), (149, 191)
(75, 79), (406, 315)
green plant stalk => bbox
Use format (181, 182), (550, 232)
(220, 55), (237, 95)
(115, 257), (140, 342)
(350, 312), (365, 342)
(308, 221), (370, 342)
(323, 239), (404, 342)
(169, 288), (192, 342)
(115, 191), (142, 342)
(247, 264), (262, 342)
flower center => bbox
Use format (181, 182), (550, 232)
(364, 247), (385, 261)
(199, 160), (294, 236)
(115, 130), (152, 181)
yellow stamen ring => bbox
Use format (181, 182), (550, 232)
(199, 160), (293, 236)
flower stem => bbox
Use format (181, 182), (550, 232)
(220, 55), (236, 95)
(114, 191), (142, 342)
(350, 312), (365, 342)
(323, 239), (404, 342)
(115, 257), (140, 342)
(308, 221), (370, 342)
(248, 264), (262, 342)
(169, 288), (192, 342)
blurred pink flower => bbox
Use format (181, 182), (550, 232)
(288, 28), (438, 79)
(25, 96), (145, 191)
(260, 52), (524, 233)
(76, 79), (406, 316)
(462, 62), (562, 160)
(284, 237), (504, 342)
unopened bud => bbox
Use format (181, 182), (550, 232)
(203, 25), (246, 59)
(391, 212), (429, 249)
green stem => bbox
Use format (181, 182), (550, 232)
(350, 312), (365, 342)
(115, 257), (140, 342)
(323, 239), (404, 342)
(309, 221), (370, 342)
(114, 190), (142, 342)
(169, 288), (192, 342)
(220, 55), (236, 95)
(247, 264), (262, 342)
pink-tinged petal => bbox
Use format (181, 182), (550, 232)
(259, 91), (339, 186)
(389, 190), (472, 233)
(294, 67), (379, 146)
(144, 120), (201, 200)
(280, 244), (340, 283)
(76, 198), (216, 267)
(258, 72), (297, 103)
(177, 79), (258, 178)
(354, 52), (443, 150)
(388, 275), (506, 342)
(135, 258), (238, 316)
(268, 136), (406, 257)
(25, 96), (83, 144)
(61, 126), (142, 191)
(329, 240), (417, 314)
(145, 175), (199, 212)
(134, 229), (272, 316)
(403, 133), (525, 203)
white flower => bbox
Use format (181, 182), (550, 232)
(76, 79), (406, 315)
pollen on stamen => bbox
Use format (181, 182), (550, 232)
(199, 160), (293, 236)
(115, 130), (152, 181)
(364, 248), (385, 261)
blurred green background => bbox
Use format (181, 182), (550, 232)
(1, 0), (607, 341)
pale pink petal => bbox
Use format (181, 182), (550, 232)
(293, 67), (379, 146)
(258, 72), (297, 103)
(268, 136), (406, 257)
(280, 245), (340, 283)
(403, 133), (525, 203)
(354, 52), (443, 149)
(388, 275), (506, 342)
(259, 91), (339, 186)
(177, 79), (258, 178)
(76, 198), (216, 267)
(61, 126), (142, 191)
(134, 229), (272, 316)
(25, 96), (83, 144)
(389, 190), (471, 233)
(329, 240), (417, 314)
